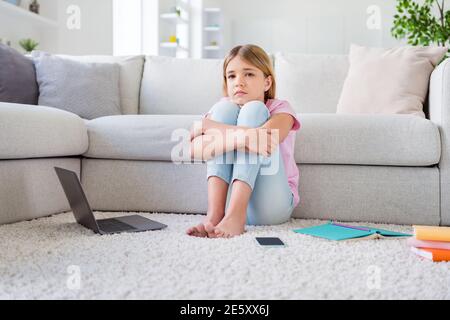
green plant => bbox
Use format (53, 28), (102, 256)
(19, 38), (39, 53)
(391, 0), (450, 47)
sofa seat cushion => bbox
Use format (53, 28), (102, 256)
(84, 114), (441, 166)
(296, 114), (441, 166)
(0, 103), (89, 159)
(84, 115), (199, 161)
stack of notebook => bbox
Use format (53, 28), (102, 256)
(409, 226), (450, 262)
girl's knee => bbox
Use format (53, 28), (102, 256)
(209, 101), (240, 125)
(237, 101), (270, 127)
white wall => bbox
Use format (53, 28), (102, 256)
(0, 0), (58, 52)
(218, 0), (405, 55)
(0, 0), (412, 56)
(0, 0), (113, 55)
(57, 0), (113, 55)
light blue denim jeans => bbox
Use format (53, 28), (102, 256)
(206, 100), (295, 226)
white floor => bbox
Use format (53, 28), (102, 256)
(1, 212), (449, 300)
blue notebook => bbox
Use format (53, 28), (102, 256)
(293, 221), (412, 241)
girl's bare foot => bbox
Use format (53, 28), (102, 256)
(186, 223), (209, 238)
(213, 214), (246, 238)
(186, 212), (225, 238)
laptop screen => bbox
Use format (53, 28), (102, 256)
(54, 167), (100, 232)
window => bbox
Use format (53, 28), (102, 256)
(112, 0), (158, 56)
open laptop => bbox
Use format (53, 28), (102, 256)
(54, 167), (167, 235)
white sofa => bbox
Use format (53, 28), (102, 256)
(0, 53), (447, 226)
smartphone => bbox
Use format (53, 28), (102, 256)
(255, 237), (286, 247)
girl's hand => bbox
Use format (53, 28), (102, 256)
(245, 127), (280, 157)
(190, 118), (212, 141)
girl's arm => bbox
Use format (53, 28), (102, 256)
(190, 118), (250, 161)
(260, 113), (295, 143)
(189, 114), (294, 161)
(190, 134), (245, 161)
(204, 114), (294, 144)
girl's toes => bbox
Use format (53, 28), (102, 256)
(214, 229), (224, 238)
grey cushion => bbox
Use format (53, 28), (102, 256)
(82, 113), (440, 166)
(32, 51), (121, 120)
(0, 44), (38, 105)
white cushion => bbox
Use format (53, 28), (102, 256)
(274, 52), (349, 113)
(295, 113), (441, 166)
(83, 115), (200, 160)
(140, 55), (223, 115)
(83, 113), (440, 166)
(0, 102), (88, 159)
(57, 54), (144, 115)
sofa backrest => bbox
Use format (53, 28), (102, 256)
(139, 53), (350, 115)
(274, 52), (349, 114)
(139, 55), (224, 115)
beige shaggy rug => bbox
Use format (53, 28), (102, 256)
(0, 211), (449, 300)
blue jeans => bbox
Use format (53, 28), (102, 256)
(206, 100), (295, 226)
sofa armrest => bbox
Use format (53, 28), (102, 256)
(0, 102), (89, 159)
(429, 58), (450, 225)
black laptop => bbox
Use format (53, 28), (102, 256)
(54, 167), (167, 235)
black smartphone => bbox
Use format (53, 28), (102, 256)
(255, 237), (286, 247)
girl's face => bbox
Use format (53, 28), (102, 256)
(226, 56), (273, 106)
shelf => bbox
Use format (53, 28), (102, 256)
(160, 12), (189, 24)
(160, 42), (189, 52)
(204, 8), (221, 13)
(0, 1), (58, 28)
(204, 46), (220, 51)
(204, 26), (221, 32)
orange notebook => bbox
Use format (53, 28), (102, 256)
(411, 247), (450, 262)
(413, 226), (450, 242)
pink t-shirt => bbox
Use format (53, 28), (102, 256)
(205, 98), (302, 208)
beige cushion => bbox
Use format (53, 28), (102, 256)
(337, 44), (447, 118)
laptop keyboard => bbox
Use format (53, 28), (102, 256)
(97, 219), (136, 233)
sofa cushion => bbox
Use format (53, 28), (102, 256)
(140, 56), (223, 115)
(57, 54), (144, 115)
(295, 114), (441, 166)
(83, 115), (198, 161)
(0, 102), (88, 159)
(274, 52), (349, 114)
(32, 52), (122, 120)
(83, 114), (440, 166)
(0, 44), (39, 105)
(336, 44), (447, 118)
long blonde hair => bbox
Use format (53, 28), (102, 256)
(223, 44), (276, 103)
